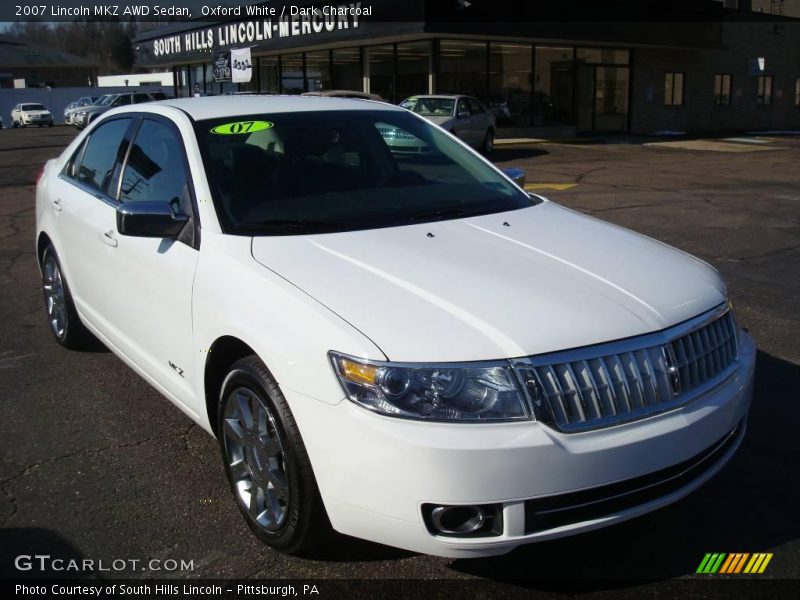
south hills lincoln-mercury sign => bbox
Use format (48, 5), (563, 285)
(151, 2), (370, 58)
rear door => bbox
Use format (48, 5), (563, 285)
(50, 116), (135, 334)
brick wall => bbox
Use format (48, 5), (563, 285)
(630, 20), (800, 134)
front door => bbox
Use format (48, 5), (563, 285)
(105, 116), (200, 405)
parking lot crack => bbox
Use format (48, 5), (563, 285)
(0, 205), (34, 243)
(0, 437), (156, 489)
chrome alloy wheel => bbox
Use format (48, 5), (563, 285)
(222, 387), (289, 531)
(42, 255), (67, 338)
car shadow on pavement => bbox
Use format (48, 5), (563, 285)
(305, 533), (416, 562)
(491, 147), (549, 163)
(0, 528), (88, 579)
(448, 350), (800, 591)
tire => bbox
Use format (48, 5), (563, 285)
(41, 245), (94, 350)
(217, 356), (331, 555)
(482, 129), (495, 155)
(12, 121), (18, 128)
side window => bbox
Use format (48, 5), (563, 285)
(457, 99), (470, 116)
(73, 118), (131, 195)
(467, 98), (485, 114)
(133, 93), (150, 103)
(119, 119), (190, 212)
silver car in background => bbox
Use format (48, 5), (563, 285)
(65, 96), (99, 125)
(399, 94), (496, 154)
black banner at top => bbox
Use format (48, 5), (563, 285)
(2, 0), (795, 24)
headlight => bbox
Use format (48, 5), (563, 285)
(329, 352), (529, 422)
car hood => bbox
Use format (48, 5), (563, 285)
(250, 202), (726, 362)
(22, 110), (50, 115)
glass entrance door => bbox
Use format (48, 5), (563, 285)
(594, 67), (629, 132)
(576, 65), (629, 133)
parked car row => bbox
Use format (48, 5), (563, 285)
(4, 90), (169, 131)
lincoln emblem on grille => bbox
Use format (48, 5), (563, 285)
(662, 345), (682, 397)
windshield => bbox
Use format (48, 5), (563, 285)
(22, 104), (46, 111)
(98, 95), (116, 106)
(195, 110), (531, 235)
(400, 98), (455, 117)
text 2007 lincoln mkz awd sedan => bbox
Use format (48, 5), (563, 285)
(35, 97), (755, 558)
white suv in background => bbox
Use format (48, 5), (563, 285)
(35, 97), (755, 558)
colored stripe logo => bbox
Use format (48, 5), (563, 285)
(696, 553), (773, 574)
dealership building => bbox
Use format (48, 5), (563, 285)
(133, 0), (800, 135)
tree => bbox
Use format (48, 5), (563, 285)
(4, 19), (144, 74)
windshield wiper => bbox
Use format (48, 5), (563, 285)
(233, 219), (361, 233)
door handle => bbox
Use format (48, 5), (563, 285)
(100, 230), (118, 247)
(52, 198), (63, 212)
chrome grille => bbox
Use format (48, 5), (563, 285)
(515, 308), (738, 432)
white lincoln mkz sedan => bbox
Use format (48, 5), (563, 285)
(35, 97), (755, 558)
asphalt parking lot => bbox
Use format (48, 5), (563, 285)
(0, 125), (798, 593)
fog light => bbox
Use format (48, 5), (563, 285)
(422, 503), (502, 537)
(430, 505), (485, 534)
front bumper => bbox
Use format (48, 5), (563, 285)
(287, 331), (755, 557)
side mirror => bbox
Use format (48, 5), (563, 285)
(501, 167), (526, 188)
(116, 201), (188, 238)
(457, 111), (470, 120)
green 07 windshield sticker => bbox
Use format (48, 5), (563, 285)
(210, 120), (273, 135)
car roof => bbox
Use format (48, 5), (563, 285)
(404, 95), (465, 100)
(153, 95), (403, 120)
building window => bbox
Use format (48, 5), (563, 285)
(259, 56), (280, 93)
(367, 44), (395, 102)
(437, 40), (488, 102)
(534, 46), (574, 126)
(281, 53), (305, 94)
(489, 42), (532, 126)
(396, 41), (431, 103)
(757, 75), (773, 105)
(305, 51), (332, 92)
(714, 74), (731, 105)
(331, 47), (362, 91)
(664, 72), (684, 106)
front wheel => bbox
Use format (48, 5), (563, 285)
(218, 356), (331, 555)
